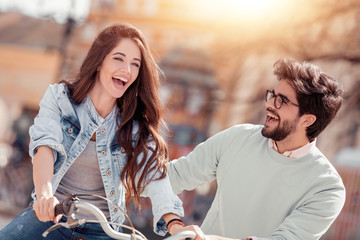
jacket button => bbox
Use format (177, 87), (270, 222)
(120, 147), (125, 153)
(106, 170), (111, 176)
(101, 150), (106, 156)
(68, 128), (73, 133)
(100, 129), (105, 134)
(110, 190), (115, 196)
(114, 208), (118, 213)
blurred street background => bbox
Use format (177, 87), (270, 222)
(0, 0), (360, 239)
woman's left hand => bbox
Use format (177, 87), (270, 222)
(169, 224), (206, 240)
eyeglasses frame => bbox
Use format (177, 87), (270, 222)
(265, 89), (299, 109)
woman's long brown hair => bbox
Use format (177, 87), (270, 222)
(61, 23), (168, 210)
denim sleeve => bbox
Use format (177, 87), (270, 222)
(29, 84), (66, 162)
(142, 174), (184, 236)
(137, 141), (184, 236)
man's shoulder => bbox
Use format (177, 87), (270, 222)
(229, 123), (263, 131)
(224, 123), (264, 137)
(210, 123), (265, 146)
(312, 148), (344, 179)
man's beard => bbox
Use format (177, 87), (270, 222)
(261, 118), (299, 141)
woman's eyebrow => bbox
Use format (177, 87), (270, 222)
(113, 52), (126, 57)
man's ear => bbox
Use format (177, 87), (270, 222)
(301, 114), (317, 128)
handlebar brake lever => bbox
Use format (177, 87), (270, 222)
(55, 195), (80, 218)
(42, 219), (86, 237)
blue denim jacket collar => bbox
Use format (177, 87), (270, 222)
(85, 95), (119, 126)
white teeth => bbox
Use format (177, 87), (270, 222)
(268, 113), (279, 120)
(113, 76), (128, 82)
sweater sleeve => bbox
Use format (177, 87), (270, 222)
(166, 125), (237, 194)
(258, 171), (345, 240)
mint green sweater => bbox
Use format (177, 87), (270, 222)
(167, 124), (345, 240)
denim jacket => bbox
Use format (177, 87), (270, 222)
(29, 83), (184, 235)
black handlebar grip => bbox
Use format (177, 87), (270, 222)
(34, 196), (76, 220)
(55, 196), (77, 216)
(54, 202), (65, 216)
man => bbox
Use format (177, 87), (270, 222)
(167, 59), (345, 240)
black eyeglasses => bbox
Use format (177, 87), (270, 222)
(265, 90), (299, 109)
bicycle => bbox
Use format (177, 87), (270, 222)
(42, 195), (196, 240)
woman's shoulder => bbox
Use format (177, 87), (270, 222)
(46, 82), (73, 102)
(47, 82), (68, 94)
(39, 83), (67, 102)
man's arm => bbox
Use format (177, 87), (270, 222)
(268, 182), (345, 240)
(166, 127), (233, 194)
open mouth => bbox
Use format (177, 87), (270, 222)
(112, 76), (128, 88)
(266, 111), (280, 124)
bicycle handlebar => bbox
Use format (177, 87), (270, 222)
(45, 197), (196, 240)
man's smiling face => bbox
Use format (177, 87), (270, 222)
(261, 79), (301, 141)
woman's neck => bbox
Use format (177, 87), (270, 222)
(88, 88), (116, 119)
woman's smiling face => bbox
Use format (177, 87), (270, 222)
(97, 38), (142, 100)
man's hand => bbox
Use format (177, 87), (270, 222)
(170, 224), (249, 240)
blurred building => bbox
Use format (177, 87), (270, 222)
(0, 12), (65, 148)
(159, 46), (218, 156)
(0, 13), (63, 108)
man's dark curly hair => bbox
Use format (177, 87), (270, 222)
(273, 58), (343, 141)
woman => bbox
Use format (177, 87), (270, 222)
(0, 23), (187, 240)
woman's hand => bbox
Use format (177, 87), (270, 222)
(169, 224), (207, 240)
(33, 195), (61, 223)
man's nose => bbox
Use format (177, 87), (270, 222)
(265, 97), (275, 109)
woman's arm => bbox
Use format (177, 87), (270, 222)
(162, 213), (184, 235)
(206, 235), (248, 240)
(162, 213), (206, 240)
(32, 146), (60, 223)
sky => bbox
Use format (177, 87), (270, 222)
(0, 0), (91, 23)
(0, 0), (297, 25)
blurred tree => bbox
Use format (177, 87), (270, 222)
(209, 0), (360, 151)
(206, 2), (360, 238)
(287, 0), (360, 153)
(284, 0), (360, 63)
